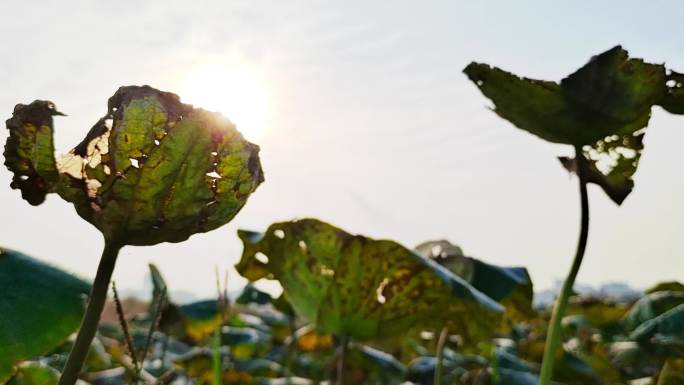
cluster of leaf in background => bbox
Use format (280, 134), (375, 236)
(3, 45), (684, 385)
(2, 218), (683, 385)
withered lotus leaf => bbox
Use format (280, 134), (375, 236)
(4, 86), (264, 246)
(464, 46), (668, 205)
(235, 218), (503, 341)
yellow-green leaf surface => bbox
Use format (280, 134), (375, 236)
(0, 248), (90, 382)
(464, 46), (666, 205)
(3, 101), (62, 205)
(235, 218), (503, 341)
(4, 86), (264, 246)
(5, 362), (60, 385)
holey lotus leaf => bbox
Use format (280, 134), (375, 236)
(464, 46), (671, 205)
(235, 218), (504, 341)
(4, 85), (264, 246)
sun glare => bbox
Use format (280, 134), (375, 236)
(179, 63), (268, 141)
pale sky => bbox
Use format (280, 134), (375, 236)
(2, 1), (683, 301)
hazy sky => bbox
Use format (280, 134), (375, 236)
(2, 1), (683, 301)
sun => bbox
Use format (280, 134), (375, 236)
(179, 63), (268, 141)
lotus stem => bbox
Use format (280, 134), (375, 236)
(336, 335), (349, 385)
(212, 329), (222, 385)
(657, 359), (673, 385)
(59, 241), (121, 385)
(539, 146), (590, 385)
(434, 327), (449, 385)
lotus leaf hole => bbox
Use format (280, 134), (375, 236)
(104, 118), (113, 129)
(255, 252), (269, 264)
(211, 151), (218, 156)
(376, 277), (390, 304)
(206, 171), (222, 179)
(19, 175), (28, 181)
(449, 335), (463, 345)
(129, 158), (140, 168)
(431, 245), (444, 258)
(298, 240), (307, 251)
(274, 229), (285, 239)
(667, 79), (678, 88)
(476, 80), (484, 86)
(320, 265), (335, 277)
(419, 331), (434, 340)
(154, 139), (160, 146)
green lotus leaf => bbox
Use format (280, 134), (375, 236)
(492, 368), (541, 385)
(631, 303), (684, 343)
(552, 351), (602, 385)
(235, 218), (503, 341)
(564, 297), (630, 339)
(465, 46), (668, 205)
(462, 367), (541, 385)
(257, 377), (312, 385)
(464, 46), (665, 146)
(222, 326), (272, 359)
(415, 239), (534, 322)
(0, 248), (90, 382)
(160, 300), (222, 343)
(623, 291), (684, 332)
(646, 281), (684, 294)
(343, 343), (406, 383)
(236, 284), (274, 305)
(496, 350), (538, 374)
(232, 358), (284, 377)
(4, 85), (264, 246)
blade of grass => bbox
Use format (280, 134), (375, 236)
(212, 330), (222, 385)
(140, 285), (167, 367)
(112, 281), (139, 374)
(335, 336), (349, 385)
(434, 327), (449, 385)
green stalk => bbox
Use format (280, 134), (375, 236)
(59, 241), (121, 385)
(213, 267), (225, 385)
(656, 359), (672, 385)
(336, 336), (349, 385)
(539, 147), (590, 385)
(212, 329), (222, 385)
(434, 327), (449, 385)
(491, 345), (500, 385)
